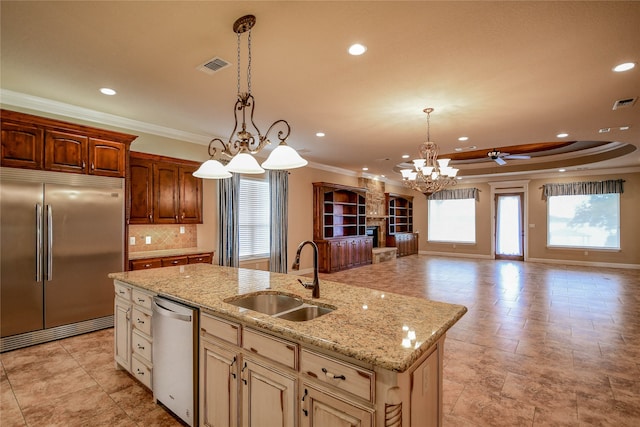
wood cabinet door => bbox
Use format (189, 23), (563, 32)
(129, 158), (154, 224)
(0, 121), (44, 169)
(241, 358), (296, 427)
(89, 138), (126, 177)
(300, 384), (373, 427)
(114, 296), (131, 371)
(200, 340), (238, 427)
(153, 163), (179, 223)
(179, 165), (203, 223)
(44, 130), (88, 173)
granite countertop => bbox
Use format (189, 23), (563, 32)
(109, 263), (467, 372)
(128, 248), (214, 260)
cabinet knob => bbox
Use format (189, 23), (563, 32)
(91, 162), (95, 170)
(82, 160), (86, 169)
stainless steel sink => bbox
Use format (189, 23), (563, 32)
(226, 293), (303, 315)
(276, 306), (333, 322)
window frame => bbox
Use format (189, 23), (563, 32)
(238, 176), (271, 260)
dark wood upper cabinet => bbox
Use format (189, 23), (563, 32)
(0, 121), (44, 169)
(44, 130), (89, 173)
(153, 162), (180, 224)
(1, 109), (136, 177)
(129, 157), (154, 224)
(129, 152), (203, 225)
(179, 165), (202, 224)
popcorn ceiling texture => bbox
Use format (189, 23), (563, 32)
(129, 224), (197, 252)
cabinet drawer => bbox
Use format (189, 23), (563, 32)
(188, 253), (212, 264)
(161, 256), (188, 267)
(301, 349), (374, 402)
(131, 355), (152, 389)
(132, 289), (153, 310)
(200, 313), (241, 346)
(243, 328), (298, 370)
(129, 258), (162, 270)
(132, 329), (152, 362)
(132, 307), (152, 336)
(114, 281), (131, 301)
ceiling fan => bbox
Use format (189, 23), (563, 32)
(487, 149), (531, 165)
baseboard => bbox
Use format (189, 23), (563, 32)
(419, 251), (493, 260)
(526, 257), (640, 270)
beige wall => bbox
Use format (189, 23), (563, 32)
(4, 106), (638, 269)
(420, 172), (639, 267)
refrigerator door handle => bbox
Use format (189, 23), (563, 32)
(36, 204), (43, 282)
(46, 204), (53, 281)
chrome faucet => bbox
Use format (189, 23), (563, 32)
(291, 240), (320, 298)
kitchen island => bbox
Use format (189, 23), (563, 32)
(109, 263), (466, 427)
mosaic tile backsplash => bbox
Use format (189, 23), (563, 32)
(129, 224), (197, 252)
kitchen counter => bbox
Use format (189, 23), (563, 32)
(109, 263), (466, 373)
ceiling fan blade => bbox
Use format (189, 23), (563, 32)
(504, 155), (531, 159)
(494, 157), (507, 165)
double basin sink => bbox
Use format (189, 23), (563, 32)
(225, 293), (334, 322)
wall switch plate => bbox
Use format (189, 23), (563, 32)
(180, 226), (185, 234)
(129, 236), (136, 245)
(145, 236), (151, 244)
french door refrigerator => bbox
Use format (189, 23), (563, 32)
(1, 168), (124, 352)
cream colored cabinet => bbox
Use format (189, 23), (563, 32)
(241, 357), (297, 427)
(114, 283), (132, 371)
(200, 338), (239, 427)
(300, 383), (373, 427)
(113, 281), (155, 390)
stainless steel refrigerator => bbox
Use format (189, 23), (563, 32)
(1, 167), (124, 352)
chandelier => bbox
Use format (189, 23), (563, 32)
(401, 108), (458, 194)
(193, 15), (307, 179)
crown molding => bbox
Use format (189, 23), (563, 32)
(0, 89), (212, 145)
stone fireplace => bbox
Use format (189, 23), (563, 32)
(359, 177), (387, 247)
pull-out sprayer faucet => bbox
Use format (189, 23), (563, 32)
(291, 240), (320, 298)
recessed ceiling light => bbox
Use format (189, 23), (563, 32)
(556, 132), (569, 138)
(619, 126), (630, 131)
(613, 62), (636, 72)
(458, 136), (469, 141)
(362, 167), (368, 171)
(558, 168), (566, 172)
(348, 43), (367, 56)
(402, 154), (410, 159)
(599, 128), (611, 133)
(99, 87), (116, 96)
(316, 132), (325, 137)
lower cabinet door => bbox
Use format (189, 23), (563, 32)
(200, 339), (238, 427)
(300, 383), (373, 427)
(241, 358), (296, 427)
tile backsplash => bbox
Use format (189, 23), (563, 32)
(129, 224), (197, 252)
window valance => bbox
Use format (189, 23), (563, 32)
(428, 187), (478, 200)
(542, 179), (624, 198)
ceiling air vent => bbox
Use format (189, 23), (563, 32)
(612, 97), (637, 110)
(197, 57), (230, 75)
(598, 127), (611, 133)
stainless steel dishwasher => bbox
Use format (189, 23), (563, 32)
(152, 296), (198, 426)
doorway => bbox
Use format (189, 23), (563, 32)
(495, 193), (524, 261)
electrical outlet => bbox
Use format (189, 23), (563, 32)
(180, 226), (185, 234)
(145, 236), (151, 244)
(129, 236), (136, 245)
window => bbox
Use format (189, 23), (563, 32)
(428, 198), (476, 243)
(547, 194), (620, 249)
(239, 177), (270, 258)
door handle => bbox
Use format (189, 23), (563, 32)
(35, 204), (43, 282)
(46, 204), (53, 281)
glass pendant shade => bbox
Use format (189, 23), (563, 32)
(192, 159), (232, 179)
(437, 158), (450, 168)
(413, 159), (426, 169)
(261, 143), (308, 170)
(226, 150), (265, 174)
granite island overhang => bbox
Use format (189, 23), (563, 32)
(109, 263), (467, 373)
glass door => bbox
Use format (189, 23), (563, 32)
(495, 193), (524, 260)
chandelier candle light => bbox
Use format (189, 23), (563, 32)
(193, 15), (307, 179)
(401, 108), (458, 194)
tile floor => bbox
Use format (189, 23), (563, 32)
(1, 255), (639, 426)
